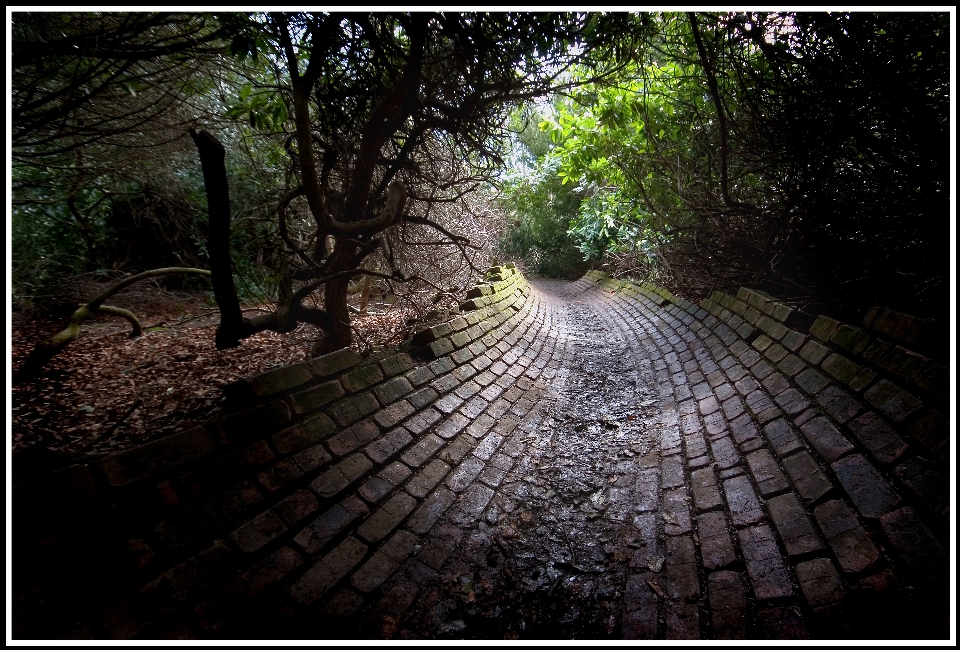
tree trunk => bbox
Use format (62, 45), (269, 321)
(312, 239), (356, 356)
(189, 128), (245, 349)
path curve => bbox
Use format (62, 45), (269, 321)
(13, 273), (950, 641)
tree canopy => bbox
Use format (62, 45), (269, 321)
(507, 11), (949, 320)
(11, 10), (950, 376)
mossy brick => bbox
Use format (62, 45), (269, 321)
(406, 386), (439, 410)
(417, 321), (453, 345)
(293, 495), (369, 556)
(218, 400), (292, 444)
(771, 303), (795, 324)
(271, 414), (336, 456)
(425, 338), (455, 359)
(757, 315), (789, 341)
(809, 315), (840, 342)
(448, 316), (468, 331)
(357, 475), (395, 504)
(379, 460), (412, 486)
(799, 416), (853, 463)
(465, 284), (493, 299)
(863, 380), (923, 423)
(741, 306), (762, 325)
(226, 362), (313, 400)
(99, 426), (219, 487)
(751, 334), (773, 353)
(327, 392), (380, 427)
(463, 311), (484, 326)
(258, 458), (304, 492)
(777, 354), (806, 378)
(310, 453), (374, 498)
(831, 454), (901, 518)
(373, 376), (414, 405)
(305, 347), (362, 380)
(830, 324), (871, 355)
(400, 433), (445, 468)
(288, 536), (368, 606)
(450, 329), (472, 349)
(746, 288), (777, 315)
(820, 353), (862, 385)
(735, 323), (756, 340)
(798, 339), (831, 366)
(729, 299), (749, 316)
(780, 330), (807, 353)
(719, 294), (737, 310)
(812, 499), (879, 573)
(379, 353), (414, 378)
(846, 412), (909, 466)
(718, 329), (738, 346)
(288, 380), (345, 416)
(341, 364), (384, 394)
(763, 342), (789, 364)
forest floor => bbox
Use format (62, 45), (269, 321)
(10, 279), (442, 459)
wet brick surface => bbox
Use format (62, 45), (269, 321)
(13, 271), (950, 641)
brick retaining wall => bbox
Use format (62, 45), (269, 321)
(13, 264), (534, 639)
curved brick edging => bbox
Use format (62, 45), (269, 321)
(12, 264), (537, 639)
(580, 270), (949, 520)
(12, 267), (950, 640)
(573, 270), (948, 637)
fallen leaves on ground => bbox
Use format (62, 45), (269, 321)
(11, 282), (434, 457)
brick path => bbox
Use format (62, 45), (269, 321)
(12, 269), (951, 640)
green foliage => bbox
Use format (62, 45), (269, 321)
(497, 108), (587, 279)
(534, 12), (948, 316)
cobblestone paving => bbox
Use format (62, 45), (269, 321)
(253, 279), (948, 640)
(14, 273), (950, 641)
